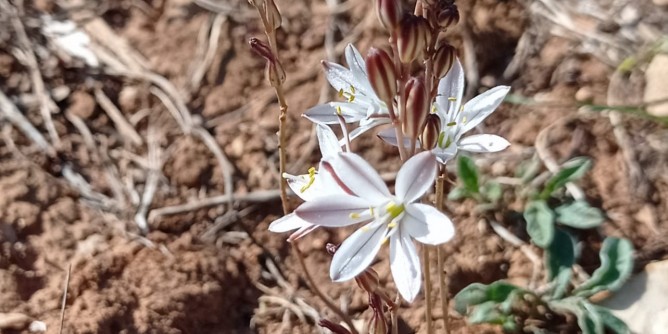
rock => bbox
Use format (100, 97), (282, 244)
(0, 313), (32, 330)
(644, 54), (668, 116)
(575, 86), (594, 102)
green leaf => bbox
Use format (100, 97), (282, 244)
(524, 200), (555, 248)
(575, 238), (634, 297)
(590, 305), (630, 334)
(549, 297), (603, 334)
(447, 186), (470, 201)
(556, 201), (605, 229)
(468, 301), (505, 325)
(453, 281), (520, 315)
(458, 156), (479, 194)
(546, 229), (576, 299)
(481, 181), (502, 202)
(540, 157), (591, 199)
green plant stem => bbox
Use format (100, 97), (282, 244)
(435, 167), (450, 334)
(423, 245), (434, 334)
(291, 241), (359, 334)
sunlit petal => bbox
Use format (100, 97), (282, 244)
(316, 123), (342, 158)
(304, 103), (366, 124)
(458, 134), (510, 153)
(404, 204), (455, 245)
(269, 213), (311, 233)
(395, 151), (437, 202)
(324, 152), (391, 204)
(295, 194), (371, 227)
(435, 58), (465, 123)
(459, 85), (510, 134)
(330, 222), (386, 281)
(390, 231), (422, 302)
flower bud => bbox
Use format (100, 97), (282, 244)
(375, 0), (401, 31)
(368, 294), (388, 334)
(366, 48), (397, 105)
(403, 76), (428, 139)
(265, 0), (282, 31)
(397, 14), (430, 63)
(355, 268), (380, 294)
(421, 113), (441, 150)
(249, 37), (274, 61)
(432, 43), (456, 78)
(437, 2), (459, 30)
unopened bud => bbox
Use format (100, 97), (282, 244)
(366, 48), (397, 105)
(421, 113), (441, 150)
(432, 43), (456, 78)
(437, 2), (459, 30)
(403, 76), (428, 139)
(249, 37), (274, 61)
(318, 319), (352, 334)
(368, 295), (388, 334)
(326, 243), (338, 255)
(397, 14), (430, 63)
(375, 0), (401, 31)
(355, 268), (380, 294)
(265, 0), (282, 31)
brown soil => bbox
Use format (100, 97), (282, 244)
(1, 0), (667, 333)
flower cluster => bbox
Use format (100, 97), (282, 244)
(268, 0), (511, 306)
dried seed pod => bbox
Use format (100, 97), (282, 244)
(366, 47), (397, 105)
(432, 43), (456, 78)
(437, 2), (459, 30)
(375, 0), (401, 31)
(265, 0), (282, 31)
(421, 113), (441, 150)
(397, 14), (430, 63)
(403, 76), (429, 139)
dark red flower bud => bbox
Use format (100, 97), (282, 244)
(432, 43), (456, 78)
(366, 48), (397, 105)
(421, 113), (441, 150)
(397, 14), (430, 63)
(403, 76), (429, 139)
(437, 2), (459, 30)
(375, 0), (402, 31)
(249, 37), (274, 62)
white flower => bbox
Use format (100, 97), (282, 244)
(303, 44), (391, 141)
(293, 151), (454, 302)
(269, 124), (346, 240)
(432, 58), (511, 164)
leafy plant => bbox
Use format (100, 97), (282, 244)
(448, 155), (503, 207)
(454, 236), (634, 333)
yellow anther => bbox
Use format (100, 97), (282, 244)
(361, 226), (370, 232)
(299, 167), (317, 192)
(386, 202), (405, 218)
(369, 206), (375, 216)
(448, 97), (457, 101)
(462, 116), (467, 124)
(349, 212), (361, 219)
(388, 221), (397, 228)
(335, 106), (343, 115)
(446, 121), (457, 127)
(338, 88), (344, 98)
(348, 94), (356, 103)
(438, 131), (446, 148)
(431, 105), (437, 114)
(350, 85), (356, 94)
(382, 237), (389, 245)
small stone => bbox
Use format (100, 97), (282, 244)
(644, 54), (668, 116)
(575, 86), (594, 102)
(67, 91), (96, 119)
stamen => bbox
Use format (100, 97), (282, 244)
(348, 94), (355, 103)
(431, 104), (437, 114)
(338, 88), (344, 98)
(299, 167), (317, 192)
(361, 225), (370, 232)
(382, 237), (389, 245)
(350, 85), (356, 94)
(438, 131), (446, 148)
(388, 221), (397, 228)
(462, 116), (467, 124)
(446, 121), (457, 127)
(385, 202), (405, 218)
(335, 106), (343, 115)
(448, 97), (457, 101)
(349, 212), (361, 219)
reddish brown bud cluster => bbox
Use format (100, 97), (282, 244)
(421, 113), (441, 150)
(403, 76), (428, 139)
(432, 43), (456, 78)
(375, 0), (401, 31)
(366, 48), (397, 105)
(396, 14), (430, 63)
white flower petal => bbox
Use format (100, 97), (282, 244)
(395, 151), (437, 202)
(269, 213), (311, 233)
(323, 61), (370, 97)
(330, 222), (386, 281)
(390, 231), (422, 302)
(376, 127), (420, 149)
(432, 142), (458, 165)
(460, 85), (510, 134)
(436, 58), (465, 123)
(316, 123), (342, 158)
(404, 203), (455, 245)
(344, 44), (376, 98)
(304, 103), (366, 124)
(458, 134), (510, 153)
(324, 152), (391, 203)
(295, 194), (371, 227)
(345, 118), (391, 143)
(284, 173), (314, 201)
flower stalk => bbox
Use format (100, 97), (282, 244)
(435, 166), (450, 334)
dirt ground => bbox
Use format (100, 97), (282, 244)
(1, 0), (668, 333)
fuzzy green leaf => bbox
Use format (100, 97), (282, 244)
(556, 201), (605, 229)
(540, 157), (591, 199)
(546, 229), (576, 299)
(458, 156), (479, 194)
(524, 200), (555, 248)
(454, 281), (520, 315)
(575, 238), (634, 297)
(591, 305), (630, 334)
